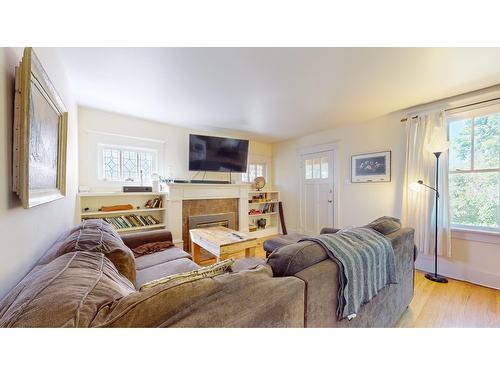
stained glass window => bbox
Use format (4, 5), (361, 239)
(103, 149), (120, 180)
(102, 148), (156, 182)
(139, 152), (153, 177)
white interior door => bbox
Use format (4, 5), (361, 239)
(300, 150), (334, 235)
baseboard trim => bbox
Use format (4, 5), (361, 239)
(415, 255), (500, 290)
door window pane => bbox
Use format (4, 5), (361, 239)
(321, 157), (329, 179)
(305, 159), (312, 179)
(312, 158), (321, 179)
(473, 114), (500, 169)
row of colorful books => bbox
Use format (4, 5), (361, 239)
(100, 215), (161, 230)
(259, 202), (276, 214)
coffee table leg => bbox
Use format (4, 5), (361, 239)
(245, 246), (256, 258)
(191, 241), (201, 264)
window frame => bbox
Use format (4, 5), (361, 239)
(303, 155), (330, 181)
(448, 106), (500, 233)
(98, 144), (158, 184)
(241, 161), (267, 183)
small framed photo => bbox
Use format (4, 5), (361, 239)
(351, 151), (391, 183)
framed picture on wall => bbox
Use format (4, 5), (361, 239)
(13, 47), (68, 208)
(351, 151), (391, 183)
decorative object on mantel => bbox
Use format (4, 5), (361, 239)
(409, 134), (449, 284)
(13, 47), (68, 208)
(253, 176), (266, 191)
(351, 151), (391, 183)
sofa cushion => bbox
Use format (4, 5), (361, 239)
(263, 233), (307, 254)
(38, 219), (137, 285)
(136, 258), (200, 286)
(232, 257), (266, 272)
(91, 264), (304, 328)
(139, 258), (235, 291)
(267, 240), (329, 277)
(0, 252), (135, 328)
(135, 247), (191, 271)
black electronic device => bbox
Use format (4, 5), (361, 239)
(189, 134), (249, 172)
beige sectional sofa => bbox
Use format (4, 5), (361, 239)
(0, 217), (415, 328)
(0, 220), (304, 327)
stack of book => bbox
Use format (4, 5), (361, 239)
(261, 202), (276, 214)
(145, 197), (163, 208)
(85, 215), (161, 230)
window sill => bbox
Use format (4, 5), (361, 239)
(451, 228), (500, 245)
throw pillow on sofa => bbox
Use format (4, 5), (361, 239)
(364, 216), (401, 235)
(139, 258), (235, 291)
(131, 240), (174, 258)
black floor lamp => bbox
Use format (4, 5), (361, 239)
(410, 139), (449, 284)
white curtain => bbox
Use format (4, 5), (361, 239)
(402, 111), (452, 257)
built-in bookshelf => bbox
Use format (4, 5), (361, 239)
(77, 192), (167, 233)
(248, 190), (280, 237)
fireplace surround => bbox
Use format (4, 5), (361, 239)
(164, 183), (250, 251)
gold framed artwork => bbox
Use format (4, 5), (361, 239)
(13, 47), (68, 208)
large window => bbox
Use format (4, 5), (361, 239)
(448, 107), (500, 231)
(101, 146), (157, 183)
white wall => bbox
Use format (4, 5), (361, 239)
(273, 110), (500, 289)
(0, 47), (78, 299)
(78, 106), (273, 190)
(273, 111), (406, 232)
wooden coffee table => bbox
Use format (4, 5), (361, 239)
(189, 226), (257, 264)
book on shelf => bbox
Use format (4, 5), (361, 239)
(145, 197), (163, 209)
(85, 214), (161, 230)
(248, 202), (276, 215)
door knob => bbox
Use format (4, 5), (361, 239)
(328, 200), (333, 203)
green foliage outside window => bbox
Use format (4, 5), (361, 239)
(449, 113), (500, 229)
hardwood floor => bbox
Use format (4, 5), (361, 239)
(397, 271), (500, 328)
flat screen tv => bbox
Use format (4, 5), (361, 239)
(189, 134), (249, 172)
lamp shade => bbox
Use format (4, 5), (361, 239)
(425, 139), (449, 153)
(425, 127), (449, 153)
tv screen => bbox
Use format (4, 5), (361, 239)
(189, 134), (249, 172)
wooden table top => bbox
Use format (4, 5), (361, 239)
(189, 226), (256, 248)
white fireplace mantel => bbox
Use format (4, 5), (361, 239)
(164, 183), (250, 247)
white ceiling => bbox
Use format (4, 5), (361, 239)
(59, 48), (500, 142)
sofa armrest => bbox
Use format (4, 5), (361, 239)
(320, 227), (340, 235)
(267, 240), (329, 277)
(120, 230), (173, 249)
